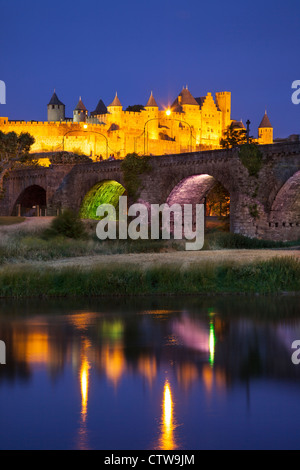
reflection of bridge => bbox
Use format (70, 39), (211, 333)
(1, 142), (300, 240)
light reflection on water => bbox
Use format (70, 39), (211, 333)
(158, 380), (177, 450)
(0, 296), (300, 450)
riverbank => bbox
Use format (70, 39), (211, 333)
(0, 216), (299, 298)
(0, 255), (299, 298)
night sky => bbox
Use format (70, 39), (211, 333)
(1, 0), (299, 138)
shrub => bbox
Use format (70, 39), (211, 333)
(44, 210), (87, 239)
(239, 144), (263, 177)
(204, 231), (300, 249)
(121, 153), (152, 200)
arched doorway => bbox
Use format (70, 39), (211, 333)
(12, 185), (47, 216)
(79, 180), (126, 220)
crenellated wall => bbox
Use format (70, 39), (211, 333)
(1, 89), (269, 159)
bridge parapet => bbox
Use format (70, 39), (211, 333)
(0, 142), (299, 241)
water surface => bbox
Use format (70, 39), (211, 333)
(0, 295), (300, 450)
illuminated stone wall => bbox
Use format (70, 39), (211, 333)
(0, 89), (271, 160)
(0, 142), (298, 241)
(0, 89), (273, 162)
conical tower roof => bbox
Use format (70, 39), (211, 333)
(74, 97), (87, 111)
(231, 119), (246, 130)
(145, 91), (158, 107)
(91, 99), (107, 116)
(48, 91), (64, 106)
(259, 111), (272, 128)
(109, 92), (122, 107)
(171, 86), (199, 109)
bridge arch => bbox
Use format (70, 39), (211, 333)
(268, 170), (300, 240)
(271, 171), (300, 217)
(79, 179), (126, 219)
(165, 173), (231, 230)
(12, 184), (46, 216)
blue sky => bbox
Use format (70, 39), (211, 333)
(1, 0), (299, 138)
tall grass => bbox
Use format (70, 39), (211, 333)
(0, 257), (299, 298)
(0, 216), (298, 264)
(0, 235), (185, 264)
(203, 231), (300, 250)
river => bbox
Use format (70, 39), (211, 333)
(0, 295), (299, 450)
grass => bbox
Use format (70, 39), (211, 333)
(203, 231), (300, 250)
(0, 217), (298, 298)
(0, 217), (26, 226)
(0, 256), (298, 298)
(0, 213), (297, 265)
(0, 235), (185, 264)
(0, 228), (298, 265)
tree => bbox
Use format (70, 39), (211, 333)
(206, 181), (230, 218)
(121, 152), (152, 200)
(220, 123), (254, 149)
(0, 131), (36, 194)
(125, 105), (145, 113)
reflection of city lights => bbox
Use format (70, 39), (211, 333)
(209, 320), (216, 366)
(202, 364), (213, 393)
(158, 380), (177, 450)
(80, 358), (89, 422)
(13, 331), (50, 364)
(138, 356), (157, 385)
(164, 382), (172, 429)
(103, 346), (126, 386)
(101, 320), (124, 341)
(78, 340), (91, 450)
(176, 362), (198, 389)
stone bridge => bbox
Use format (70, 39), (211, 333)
(1, 142), (300, 241)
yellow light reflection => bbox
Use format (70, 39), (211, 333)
(80, 358), (89, 423)
(77, 340), (91, 450)
(158, 380), (177, 450)
(102, 346), (126, 387)
(13, 331), (50, 364)
(176, 362), (198, 390)
(138, 356), (157, 386)
(202, 364), (214, 393)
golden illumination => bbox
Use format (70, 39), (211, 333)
(68, 312), (99, 331)
(13, 331), (50, 364)
(80, 358), (89, 422)
(102, 345), (126, 387)
(176, 362), (198, 389)
(138, 355), (157, 386)
(202, 364), (214, 393)
(0, 88), (271, 159)
(77, 342), (91, 450)
(158, 380), (177, 450)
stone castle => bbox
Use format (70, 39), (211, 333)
(0, 87), (273, 161)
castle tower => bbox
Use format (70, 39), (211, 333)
(90, 99), (107, 117)
(258, 111), (273, 144)
(107, 92), (123, 114)
(171, 86), (199, 113)
(73, 97), (88, 123)
(145, 91), (159, 140)
(47, 91), (65, 122)
(215, 91), (231, 132)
